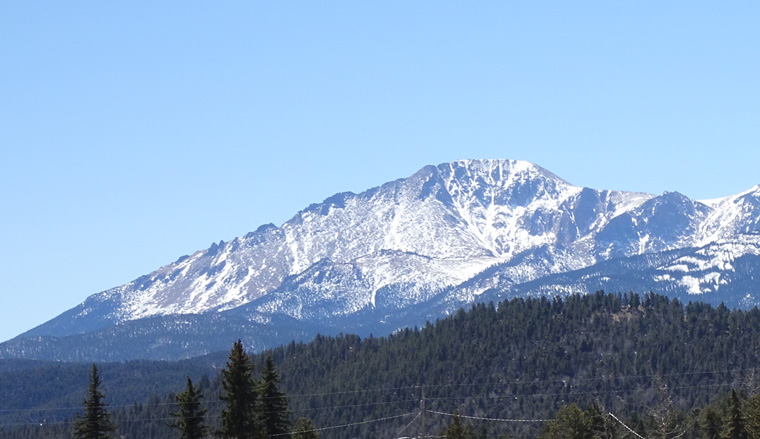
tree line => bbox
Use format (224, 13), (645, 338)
(7, 292), (760, 438)
(69, 340), (319, 439)
(441, 388), (760, 439)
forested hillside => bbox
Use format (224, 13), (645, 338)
(4, 292), (760, 438)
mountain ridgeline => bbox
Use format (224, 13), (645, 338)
(3, 159), (760, 361)
(4, 293), (760, 439)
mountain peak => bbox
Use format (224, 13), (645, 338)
(7, 159), (760, 361)
(441, 159), (570, 184)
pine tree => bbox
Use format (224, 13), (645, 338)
(539, 403), (588, 439)
(723, 390), (748, 439)
(258, 356), (291, 439)
(585, 402), (612, 439)
(218, 340), (260, 439)
(292, 417), (319, 439)
(169, 377), (208, 439)
(71, 364), (116, 439)
(746, 393), (760, 439)
(441, 412), (474, 439)
(701, 407), (723, 439)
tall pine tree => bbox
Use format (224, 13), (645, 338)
(71, 364), (116, 439)
(258, 356), (290, 439)
(169, 377), (208, 439)
(218, 340), (260, 439)
(745, 393), (760, 439)
(723, 390), (748, 439)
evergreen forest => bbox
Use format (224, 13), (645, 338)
(4, 292), (760, 438)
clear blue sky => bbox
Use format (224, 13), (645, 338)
(1, 2), (759, 343)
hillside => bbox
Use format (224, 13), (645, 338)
(3, 292), (760, 438)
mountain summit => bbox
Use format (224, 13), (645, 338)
(4, 159), (760, 361)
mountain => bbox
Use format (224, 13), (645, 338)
(3, 159), (760, 361)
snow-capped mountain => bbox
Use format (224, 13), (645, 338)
(3, 159), (760, 361)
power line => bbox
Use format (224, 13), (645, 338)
(286, 384), (420, 399)
(270, 412), (417, 437)
(0, 382), (744, 425)
(421, 381), (734, 402)
(282, 366), (755, 400)
(0, 395), (417, 415)
(427, 410), (548, 423)
(0, 365), (752, 415)
(0, 368), (754, 430)
(288, 398), (418, 414)
(395, 411), (421, 438)
(608, 412), (647, 439)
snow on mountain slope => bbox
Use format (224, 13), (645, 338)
(594, 191), (712, 259)
(463, 238), (760, 312)
(699, 185), (760, 241)
(12, 159), (760, 352)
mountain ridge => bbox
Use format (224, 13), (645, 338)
(5, 159), (760, 361)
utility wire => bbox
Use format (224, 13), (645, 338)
(395, 411), (421, 438)
(0, 370), (751, 429)
(427, 410), (548, 423)
(0, 379), (737, 425)
(608, 412), (647, 439)
(270, 412), (416, 437)
(1, 365), (751, 415)
(282, 365), (755, 401)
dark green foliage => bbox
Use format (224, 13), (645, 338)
(0, 358), (213, 429)
(724, 390), (748, 439)
(10, 292), (760, 439)
(291, 417), (319, 439)
(71, 364), (116, 439)
(585, 403), (613, 439)
(169, 377), (207, 439)
(744, 393), (760, 439)
(701, 407), (723, 439)
(441, 412), (474, 439)
(218, 340), (260, 439)
(539, 403), (589, 439)
(258, 356), (290, 439)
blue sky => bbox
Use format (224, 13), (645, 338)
(1, 2), (759, 342)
